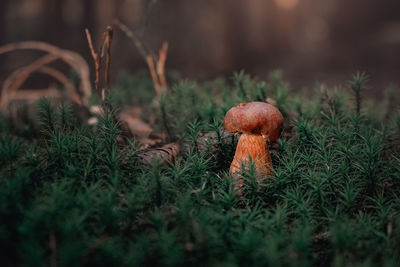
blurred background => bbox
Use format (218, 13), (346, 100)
(1, 0), (400, 98)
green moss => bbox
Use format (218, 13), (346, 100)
(0, 71), (399, 266)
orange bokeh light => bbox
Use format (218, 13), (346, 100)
(274, 0), (299, 9)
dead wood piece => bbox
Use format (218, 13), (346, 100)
(149, 132), (167, 141)
(135, 130), (233, 166)
(138, 142), (179, 165)
(119, 113), (153, 138)
(136, 137), (163, 148)
(133, 128), (286, 167)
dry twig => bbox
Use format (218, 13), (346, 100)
(85, 27), (114, 103)
(156, 42), (168, 92)
(104, 26), (113, 93)
(85, 29), (102, 100)
(114, 19), (168, 95)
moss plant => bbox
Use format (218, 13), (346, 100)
(0, 72), (399, 266)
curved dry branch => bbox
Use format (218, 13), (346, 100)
(0, 54), (58, 109)
(0, 41), (91, 105)
(38, 66), (82, 105)
(11, 88), (62, 102)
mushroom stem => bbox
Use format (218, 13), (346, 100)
(230, 133), (273, 179)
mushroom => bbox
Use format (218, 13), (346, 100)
(223, 102), (283, 185)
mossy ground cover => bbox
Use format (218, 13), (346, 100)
(0, 71), (399, 266)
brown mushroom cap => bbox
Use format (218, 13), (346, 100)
(223, 101), (283, 141)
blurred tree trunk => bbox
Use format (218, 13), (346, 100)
(0, 0), (9, 44)
(42, 0), (64, 44)
(0, 0), (10, 76)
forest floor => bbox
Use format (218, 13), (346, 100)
(0, 70), (399, 266)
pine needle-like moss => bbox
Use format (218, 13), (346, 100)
(0, 71), (399, 266)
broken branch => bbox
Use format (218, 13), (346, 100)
(85, 28), (101, 100)
(157, 42), (168, 94)
(85, 27), (114, 104)
(104, 26), (113, 95)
